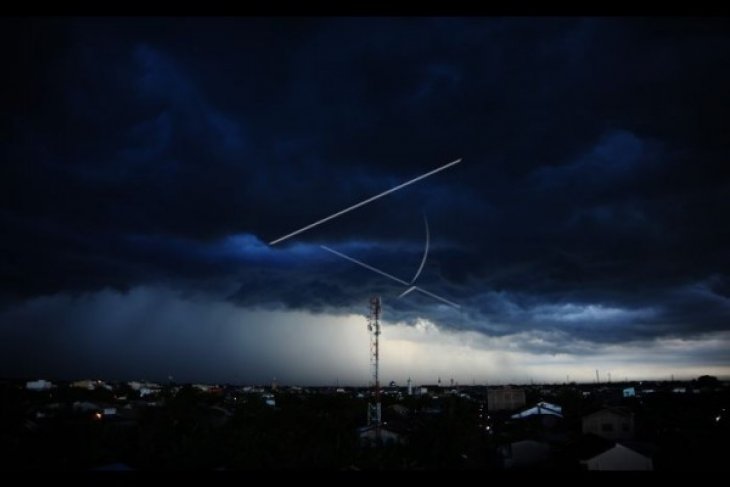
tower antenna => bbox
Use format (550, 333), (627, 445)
(367, 296), (382, 440)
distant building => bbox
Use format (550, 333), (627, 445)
(511, 401), (563, 429)
(204, 406), (233, 428)
(582, 443), (653, 471)
(582, 408), (634, 441)
(511, 401), (562, 419)
(501, 440), (551, 469)
(139, 387), (158, 398)
(487, 387), (526, 412)
(129, 381), (161, 397)
(389, 404), (409, 417)
(592, 387), (623, 406)
(72, 379), (112, 391)
(71, 380), (97, 390)
(26, 379), (53, 391)
(422, 405), (443, 415)
(92, 463), (135, 471)
(73, 401), (101, 413)
(358, 425), (402, 446)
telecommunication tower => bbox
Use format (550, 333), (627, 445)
(367, 296), (382, 432)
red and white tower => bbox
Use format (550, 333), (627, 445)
(367, 296), (382, 432)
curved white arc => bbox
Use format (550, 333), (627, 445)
(410, 213), (430, 285)
(320, 245), (459, 308)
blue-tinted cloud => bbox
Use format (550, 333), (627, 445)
(1, 18), (728, 381)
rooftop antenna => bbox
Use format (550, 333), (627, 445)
(367, 296), (382, 440)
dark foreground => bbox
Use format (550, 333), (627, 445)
(1, 378), (728, 470)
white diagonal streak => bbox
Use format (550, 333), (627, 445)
(320, 245), (410, 286)
(320, 245), (460, 310)
(269, 158), (461, 245)
(412, 286), (461, 309)
(398, 286), (417, 298)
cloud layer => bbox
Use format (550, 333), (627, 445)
(1, 18), (729, 380)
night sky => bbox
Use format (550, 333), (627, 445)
(1, 17), (729, 385)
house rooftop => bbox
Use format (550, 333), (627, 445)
(583, 406), (633, 420)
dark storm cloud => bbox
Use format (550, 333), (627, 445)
(1, 17), (729, 363)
